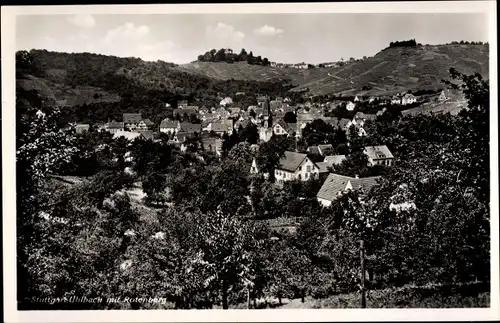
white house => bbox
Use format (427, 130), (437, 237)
(363, 145), (394, 166)
(402, 93), (417, 105)
(346, 101), (356, 111)
(275, 151), (320, 183)
(159, 120), (180, 134)
(316, 174), (380, 207)
(354, 95), (361, 102)
(273, 120), (296, 137)
(391, 96), (402, 105)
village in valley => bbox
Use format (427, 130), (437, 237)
(13, 9), (492, 312)
(73, 86), (458, 217)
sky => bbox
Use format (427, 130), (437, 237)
(16, 13), (489, 65)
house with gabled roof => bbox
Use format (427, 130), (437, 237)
(363, 145), (394, 166)
(391, 95), (402, 105)
(106, 120), (124, 134)
(204, 122), (230, 136)
(275, 151), (320, 183)
(159, 119), (181, 134)
(180, 122), (202, 134)
(273, 120), (296, 137)
(137, 118), (154, 131)
(137, 130), (159, 141)
(315, 162), (333, 177)
(317, 173), (380, 207)
(402, 93), (417, 105)
(123, 113), (142, 131)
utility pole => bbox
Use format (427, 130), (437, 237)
(360, 239), (366, 308)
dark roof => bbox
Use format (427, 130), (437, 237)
(180, 123), (202, 133)
(175, 108), (198, 116)
(160, 119), (179, 128)
(317, 174), (380, 201)
(315, 162), (332, 173)
(307, 146), (321, 155)
(275, 120), (296, 134)
(318, 144), (334, 156)
(137, 130), (158, 140)
(277, 151), (308, 172)
(123, 113), (142, 123)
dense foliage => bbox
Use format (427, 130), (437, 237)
(197, 48), (271, 66)
(16, 68), (491, 309)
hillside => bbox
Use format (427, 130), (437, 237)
(16, 49), (290, 124)
(16, 43), (488, 123)
(181, 43), (489, 96)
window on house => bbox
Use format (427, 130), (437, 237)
(305, 173), (309, 179)
(298, 174), (301, 180)
(299, 166), (302, 171)
(307, 165), (311, 172)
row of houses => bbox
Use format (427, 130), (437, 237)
(250, 144), (394, 208)
(250, 145), (394, 183)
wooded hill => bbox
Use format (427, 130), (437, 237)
(16, 42), (488, 124)
(183, 43), (489, 96)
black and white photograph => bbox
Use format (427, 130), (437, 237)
(2, 1), (499, 322)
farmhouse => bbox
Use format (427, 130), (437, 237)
(204, 122), (230, 136)
(391, 96), (402, 105)
(275, 151), (320, 183)
(402, 93), (417, 105)
(316, 174), (380, 207)
(105, 121), (124, 134)
(179, 122), (202, 134)
(363, 145), (394, 166)
(123, 113), (142, 131)
(137, 118), (154, 131)
(159, 120), (180, 134)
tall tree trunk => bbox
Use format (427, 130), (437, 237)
(360, 239), (366, 308)
(247, 288), (251, 309)
(278, 293), (282, 305)
(222, 280), (229, 310)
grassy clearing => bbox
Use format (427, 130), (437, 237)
(282, 284), (490, 309)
